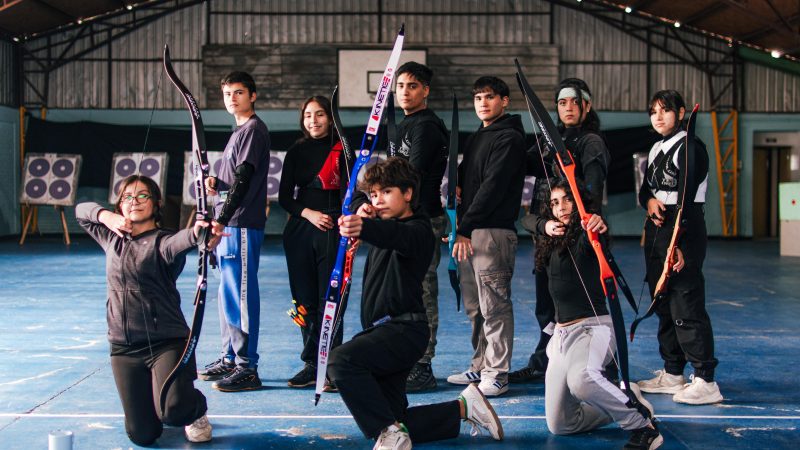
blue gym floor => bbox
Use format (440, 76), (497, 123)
(0, 236), (798, 449)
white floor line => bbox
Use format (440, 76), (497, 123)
(2, 413), (800, 420)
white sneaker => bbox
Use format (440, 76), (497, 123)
(459, 383), (504, 440)
(478, 378), (509, 397)
(373, 423), (412, 450)
(637, 370), (686, 394)
(672, 375), (723, 405)
(185, 414), (212, 443)
(447, 370), (481, 385)
(626, 382), (655, 419)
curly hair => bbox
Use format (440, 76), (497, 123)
(358, 157), (421, 210)
(534, 179), (594, 271)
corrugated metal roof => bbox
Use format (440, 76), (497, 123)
(10, 0), (800, 112)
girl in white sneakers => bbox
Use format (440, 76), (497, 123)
(637, 90), (722, 405)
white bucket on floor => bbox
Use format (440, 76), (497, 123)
(48, 430), (73, 450)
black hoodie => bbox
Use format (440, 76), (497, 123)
(395, 109), (449, 218)
(457, 114), (526, 238)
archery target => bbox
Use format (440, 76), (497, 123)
(20, 153), (82, 206)
(633, 152), (649, 205)
(108, 153), (169, 204)
(182, 151), (224, 206)
(267, 151), (286, 200)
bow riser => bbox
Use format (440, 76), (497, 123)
(654, 208), (684, 298)
(555, 152), (617, 296)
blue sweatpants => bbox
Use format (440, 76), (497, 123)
(216, 227), (263, 368)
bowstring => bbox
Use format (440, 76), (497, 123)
(137, 63), (164, 363)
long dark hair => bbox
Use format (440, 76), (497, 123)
(534, 179), (594, 271)
(554, 78), (601, 133)
(298, 96), (339, 143)
(114, 175), (163, 224)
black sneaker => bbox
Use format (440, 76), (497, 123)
(406, 362), (437, 392)
(508, 367), (545, 384)
(624, 422), (663, 450)
(198, 358), (235, 381)
(212, 366), (262, 392)
(288, 363), (316, 388)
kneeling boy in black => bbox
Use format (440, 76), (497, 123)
(328, 157), (503, 449)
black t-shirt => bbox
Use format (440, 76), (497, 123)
(214, 115), (271, 229)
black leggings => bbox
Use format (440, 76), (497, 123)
(283, 215), (345, 365)
(110, 341), (207, 446)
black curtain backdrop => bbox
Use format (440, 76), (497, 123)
(24, 117), (659, 197)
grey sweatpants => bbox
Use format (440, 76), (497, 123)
(459, 228), (517, 383)
(545, 315), (650, 435)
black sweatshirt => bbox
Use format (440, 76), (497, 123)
(358, 214), (435, 329)
(523, 127), (609, 236)
(545, 233), (610, 323)
(395, 109), (448, 218)
(75, 202), (197, 346)
(279, 137), (348, 216)
(457, 114), (527, 238)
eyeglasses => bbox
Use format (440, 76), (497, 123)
(122, 193), (152, 204)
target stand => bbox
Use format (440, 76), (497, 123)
(108, 152), (169, 204)
(19, 153), (82, 245)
